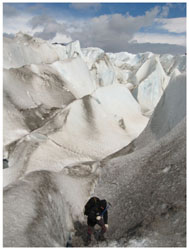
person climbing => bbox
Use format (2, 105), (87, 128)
(84, 197), (109, 244)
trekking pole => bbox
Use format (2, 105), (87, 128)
(100, 202), (112, 217)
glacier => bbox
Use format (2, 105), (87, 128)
(3, 33), (186, 247)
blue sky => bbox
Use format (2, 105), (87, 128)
(3, 2), (186, 54)
(4, 2), (186, 18)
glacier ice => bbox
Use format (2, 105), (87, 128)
(3, 33), (186, 247)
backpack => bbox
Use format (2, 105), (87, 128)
(84, 197), (100, 216)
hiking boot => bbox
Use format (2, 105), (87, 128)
(84, 234), (91, 246)
(98, 233), (106, 241)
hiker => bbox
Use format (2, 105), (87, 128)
(84, 197), (109, 243)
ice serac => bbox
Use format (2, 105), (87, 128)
(107, 51), (153, 85)
(51, 56), (96, 98)
(92, 84), (148, 139)
(82, 47), (105, 69)
(108, 51), (153, 69)
(136, 73), (186, 147)
(66, 40), (84, 59)
(160, 54), (186, 75)
(94, 53), (116, 86)
(3, 33), (84, 69)
(4, 33), (61, 69)
(134, 55), (170, 115)
(82, 48), (117, 87)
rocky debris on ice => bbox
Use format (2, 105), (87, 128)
(93, 73), (186, 247)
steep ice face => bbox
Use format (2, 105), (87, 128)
(92, 84), (148, 139)
(82, 47), (105, 69)
(4, 34), (61, 69)
(107, 51), (153, 69)
(146, 73), (186, 140)
(51, 56), (96, 98)
(134, 55), (170, 115)
(127, 73), (186, 152)
(84, 52), (117, 87)
(94, 53), (117, 86)
(160, 54), (186, 75)
(107, 51), (154, 87)
(3, 94), (29, 149)
(66, 40), (84, 59)
(4, 65), (75, 110)
(82, 48), (118, 87)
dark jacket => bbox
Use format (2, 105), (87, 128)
(84, 197), (108, 227)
